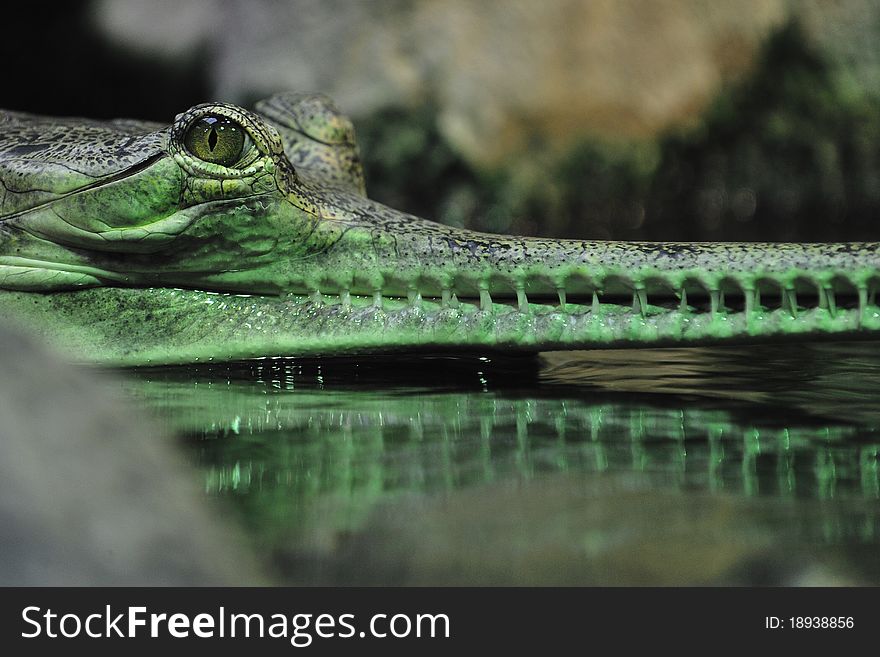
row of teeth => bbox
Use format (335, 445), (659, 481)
(304, 273), (879, 319)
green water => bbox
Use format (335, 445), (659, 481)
(123, 343), (880, 585)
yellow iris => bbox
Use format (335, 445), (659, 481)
(183, 116), (245, 167)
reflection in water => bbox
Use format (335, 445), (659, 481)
(541, 342), (880, 424)
(121, 344), (880, 585)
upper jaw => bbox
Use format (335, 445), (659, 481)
(307, 210), (880, 318)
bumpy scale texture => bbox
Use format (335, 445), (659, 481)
(1, 92), (879, 364)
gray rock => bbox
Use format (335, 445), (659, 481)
(93, 0), (880, 166)
(0, 323), (266, 585)
(331, 474), (861, 586)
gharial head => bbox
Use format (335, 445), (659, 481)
(1, 92), (880, 363)
(0, 92), (376, 293)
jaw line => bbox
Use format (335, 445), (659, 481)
(2, 285), (877, 366)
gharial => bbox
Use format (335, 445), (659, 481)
(1, 93), (878, 365)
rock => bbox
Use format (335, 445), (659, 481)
(0, 323), (266, 585)
(86, 1), (880, 240)
(330, 474), (861, 585)
(92, 0), (880, 167)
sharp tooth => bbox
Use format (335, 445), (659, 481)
(516, 284), (528, 312)
(441, 287), (452, 308)
(373, 289), (383, 309)
(592, 291), (600, 313)
(710, 289), (722, 316)
(679, 288), (688, 313)
(480, 288), (493, 311)
(407, 287), (421, 307)
(557, 287), (567, 310)
(784, 288), (798, 318)
(310, 290), (322, 305)
(859, 284), (868, 323)
(632, 287), (647, 318)
(743, 287), (755, 329)
(824, 286), (836, 317)
(341, 288), (351, 308)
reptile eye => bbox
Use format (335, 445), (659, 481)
(183, 115), (246, 167)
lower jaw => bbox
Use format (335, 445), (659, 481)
(3, 287), (879, 366)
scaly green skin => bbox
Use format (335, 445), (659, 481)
(1, 93), (879, 365)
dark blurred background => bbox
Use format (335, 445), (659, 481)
(5, 0), (880, 243)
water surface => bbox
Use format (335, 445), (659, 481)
(122, 342), (880, 585)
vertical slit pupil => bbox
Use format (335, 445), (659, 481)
(208, 127), (219, 151)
